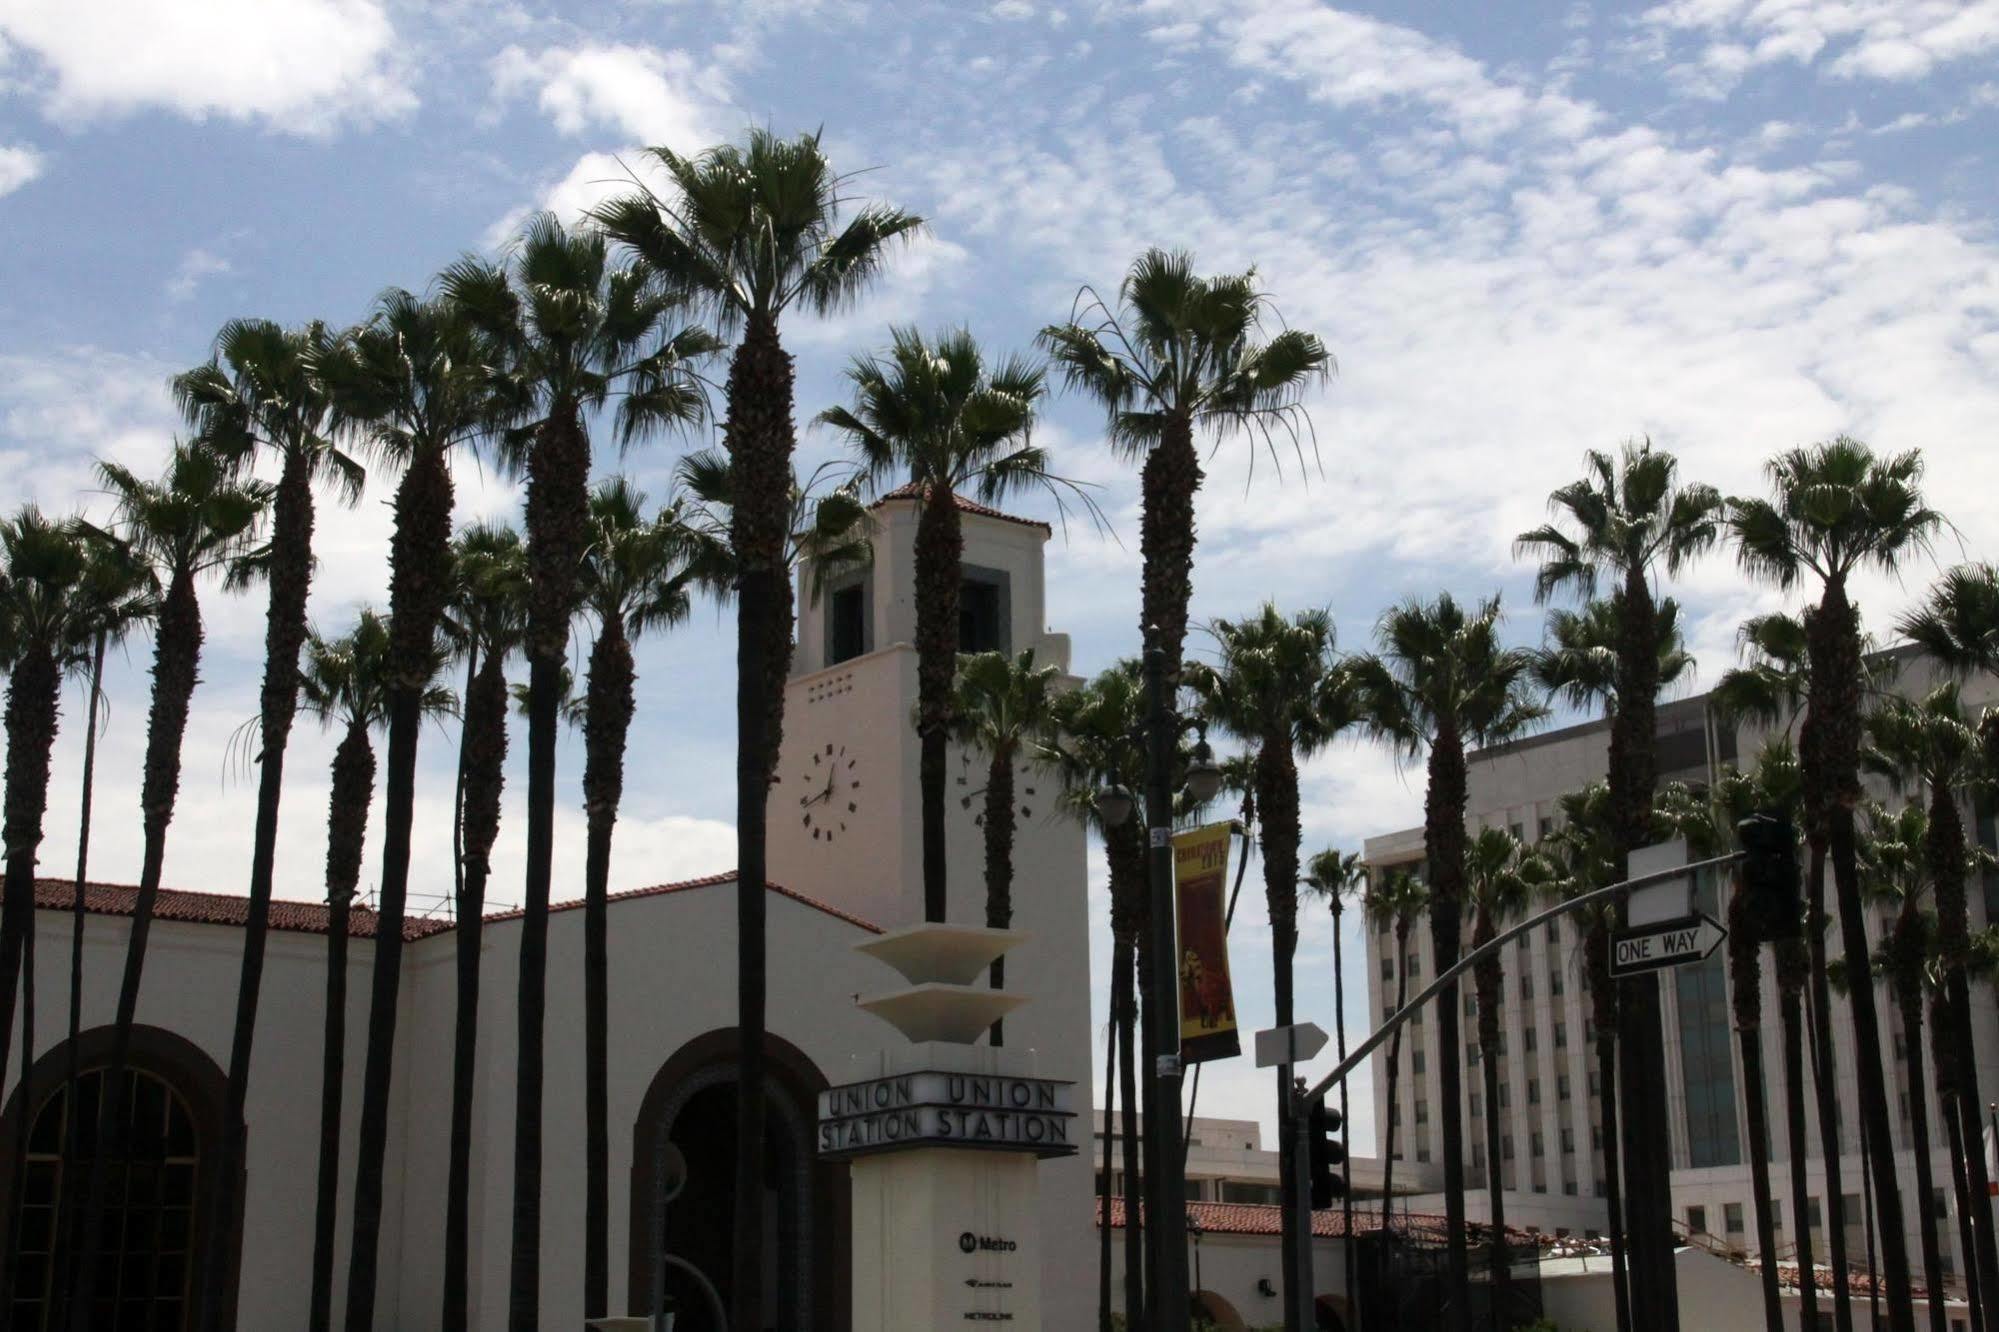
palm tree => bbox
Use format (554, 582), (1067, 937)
(818, 326), (1073, 925)
(171, 316), (361, 1327)
(594, 135), (920, 1325)
(313, 288), (513, 1328)
(1363, 867), (1430, 1220)
(444, 214), (714, 1327)
(1186, 602), (1355, 1294)
(1712, 610), (1855, 1328)
(296, 610), (393, 1332)
(1538, 781), (1632, 1332)
(949, 647), (1062, 1045)
(1353, 592), (1543, 1327)
(1302, 847), (1366, 1307)
(1517, 439), (1722, 1330)
(439, 522), (527, 1330)
(1463, 826), (1534, 1326)
(1853, 801), (1951, 1332)
(1043, 661), (1151, 1323)
(1041, 250), (1330, 681)
(1531, 597), (1695, 708)
(1897, 562), (1999, 1305)
(1729, 437), (1943, 1332)
(62, 446), (265, 1320)
(578, 478), (698, 1302)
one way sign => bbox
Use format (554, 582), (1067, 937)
(1610, 912), (1727, 978)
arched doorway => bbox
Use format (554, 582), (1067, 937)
(627, 1030), (848, 1332)
(0, 1026), (240, 1331)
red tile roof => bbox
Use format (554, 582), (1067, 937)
(871, 482), (1052, 532)
(33, 878), (455, 941)
(34, 873), (882, 941)
(1095, 1197), (1540, 1248)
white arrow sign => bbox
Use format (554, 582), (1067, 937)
(1254, 1022), (1329, 1069)
(1610, 912), (1727, 978)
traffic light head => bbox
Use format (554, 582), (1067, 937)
(1308, 1096), (1346, 1208)
(1737, 810), (1802, 942)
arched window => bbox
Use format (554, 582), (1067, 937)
(1, 1027), (237, 1332)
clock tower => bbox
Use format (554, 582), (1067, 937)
(769, 485), (1095, 1327)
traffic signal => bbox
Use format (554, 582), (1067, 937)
(1737, 810), (1802, 941)
(1308, 1096), (1346, 1208)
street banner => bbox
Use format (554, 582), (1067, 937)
(1173, 821), (1240, 1063)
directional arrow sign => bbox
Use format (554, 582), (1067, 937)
(1254, 1021), (1329, 1069)
(1611, 912), (1727, 978)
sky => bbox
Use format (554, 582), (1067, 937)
(1, 0), (1996, 1153)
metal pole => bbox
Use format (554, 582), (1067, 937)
(1142, 640), (1191, 1331)
(1303, 852), (1743, 1105)
(1287, 1082), (1317, 1330)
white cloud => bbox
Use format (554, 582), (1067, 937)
(0, 140), (40, 195)
(0, 0), (413, 132)
(1638, 0), (1999, 90)
(164, 247), (231, 302)
(490, 42), (731, 147)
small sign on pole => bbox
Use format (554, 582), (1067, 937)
(1254, 1022), (1329, 1069)
(1610, 913), (1726, 978)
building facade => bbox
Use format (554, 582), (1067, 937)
(1361, 655), (1999, 1288)
(0, 491), (1095, 1330)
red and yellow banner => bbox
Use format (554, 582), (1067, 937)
(1174, 821), (1240, 1064)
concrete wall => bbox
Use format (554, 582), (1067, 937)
(1107, 1229), (1353, 1331)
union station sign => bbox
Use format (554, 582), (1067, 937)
(817, 1071), (1078, 1159)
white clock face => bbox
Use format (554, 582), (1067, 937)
(797, 741), (862, 844)
(956, 752), (1038, 825)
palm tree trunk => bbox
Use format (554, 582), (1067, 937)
(1425, 726), (1472, 1332)
(1806, 835), (1856, 1332)
(510, 402), (591, 1332)
(1779, 948), (1820, 1329)
(1137, 417), (1201, 681)
(1810, 583), (1914, 1332)
(1862, 1084), (1882, 1325)
(1099, 967), (1117, 1332)
(1936, 988), (1983, 1332)
(1476, 951), (1507, 1331)
(445, 648), (507, 1331)
(1333, 902), (1356, 1322)
(1117, 932), (1145, 1320)
(344, 443), (454, 1330)
(198, 449), (315, 1331)
(4, 881), (37, 1314)
(1256, 741), (1306, 1319)
(0, 645), (61, 1108)
(1727, 892), (1783, 1332)
(983, 752), (1015, 1045)
(1605, 567), (1671, 1332)
(311, 719), (374, 1332)
(727, 312), (794, 1332)
(1381, 922), (1412, 1225)
(1897, 975), (1948, 1332)
(1926, 775), (1999, 1311)
(50, 627), (106, 1326)
(915, 483), (963, 926)
(582, 613), (635, 1316)
(63, 568), (203, 1325)
(1587, 931), (1631, 1332)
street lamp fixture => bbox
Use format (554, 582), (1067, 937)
(1094, 782), (1137, 829)
(1183, 736), (1223, 806)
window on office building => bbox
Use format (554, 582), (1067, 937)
(1415, 1100), (1429, 1125)
(1591, 1125), (1602, 1150)
(1675, 866), (1743, 1167)
(1725, 1203), (1745, 1234)
(1413, 1049), (1426, 1075)
(1551, 969), (1564, 996)
(1417, 1147), (1432, 1164)
(1806, 1197), (1822, 1229)
(1390, 1104), (1400, 1126)
(1554, 1021), (1567, 1049)
(1381, 956), (1394, 980)
(1558, 1074), (1571, 1101)
(1687, 1206), (1708, 1234)
(1588, 1070), (1599, 1097)
(1503, 1135), (1515, 1160)
(1539, 816), (1554, 840)
(1498, 1083), (1511, 1109)
(1546, 919), (1559, 942)
(1474, 1143), (1486, 1168)
(1561, 1128), (1575, 1153)
(1468, 1042), (1480, 1065)
(1498, 1031), (1508, 1056)
(1470, 1091), (1482, 1118)
(1521, 972), (1535, 1000)
(1528, 1079), (1541, 1105)
(1466, 992), (1477, 1017)
(1933, 1189), (1951, 1221)
(1510, 822), (1525, 841)
(1524, 1026), (1537, 1053)
(1408, 953), (1421, 978)
(1531, 1132), (1545, 1157)
(1564, 1180), (1579, 1196)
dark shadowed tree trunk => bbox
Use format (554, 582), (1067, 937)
(347, 442), (454, 1330)
(1380, 917), (1413, 1224)
(1107, 821), (1147, 1321)
(983, 749), (1014, 1045)
(445, 647), (508, 1330)
(1586, 922), (1631, 1332)
(1474, 919), (1509, 1328)
(583, 610), (635, 1313)
(1778, 941), (1820, 1330)
(915, 483), (963, 925)
(1803, 832), (1855, 1332)
(1891, 951), (1948, 1332)
(311, 717), (375, 1332)
(1727, 890), (1784, 1332)
(1425, 720), (1472, 1332)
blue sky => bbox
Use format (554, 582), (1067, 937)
(3, 0), (1996, 1148)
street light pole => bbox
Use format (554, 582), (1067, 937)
(1141, 640), (1192, 1330)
